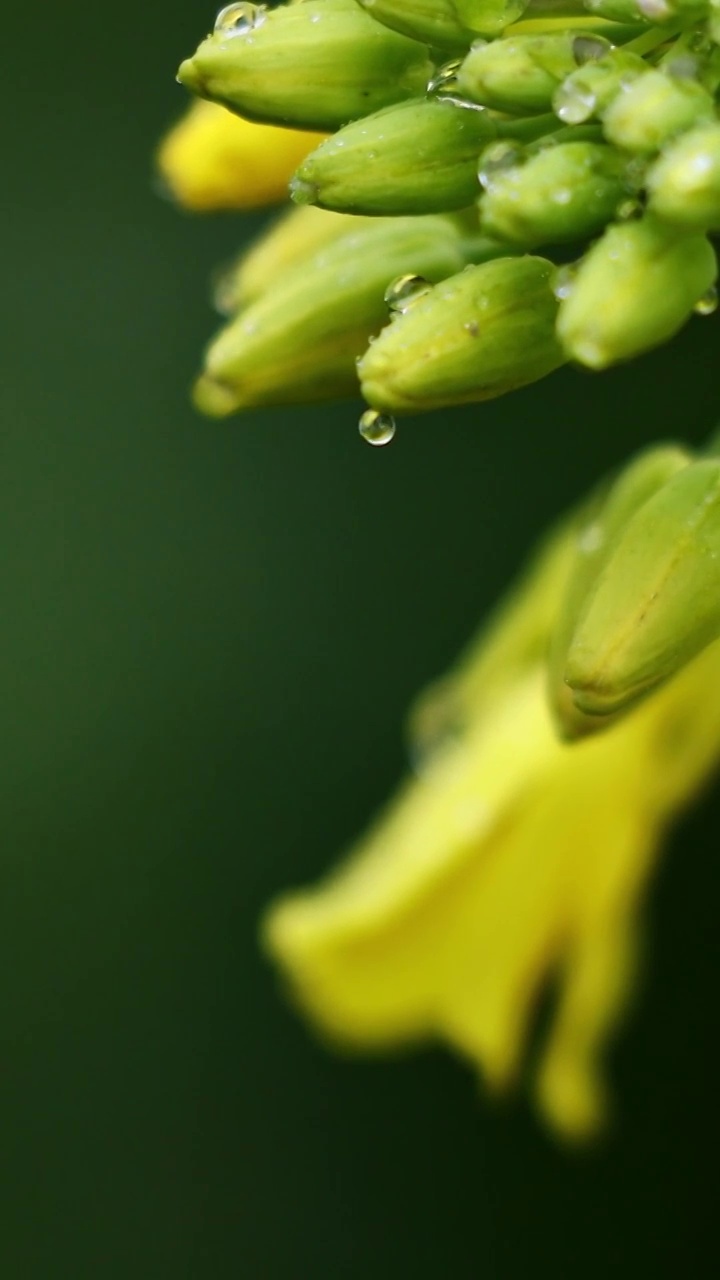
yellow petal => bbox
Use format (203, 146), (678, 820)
(263, 518), (720, 1138)
(156, 100), (326, 212)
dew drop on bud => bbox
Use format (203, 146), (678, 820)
(694, 285), (718, 316)
(478, 141), (524, 191)
(572, 35), (612, 66)
(358, 408), (396, 446)
(552, 263), (579, 301)
(427, 59), (463, 95)
(384, 274), (431, 313)
(214, 2), (267, 36)
(211, 261), (239, 316)
(553, 78), (597, 125)
(615, 197), (642, 221)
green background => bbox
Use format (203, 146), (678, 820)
(2, 3), (718, 1275)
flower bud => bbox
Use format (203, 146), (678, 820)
(457, 32), (608, 115)
(362, 0), (531, 45)
(156, 99), (325, 212)
(194, 216), (467, 414)
(291, 97), (498, 215)
(552, 50), (646, 125)
(177, 0), (433, 132)
(646, 123), (720, 230)
(353, 0), (482, 49)
(479, 141), (629, 246)
(358, 256), (564, 414)
(220, 207), (380, 311)
(556, 217), (717, 369)
(564, 459), (720, 718)
(547, 443), (693, 737)
(602, 69), (715, 154)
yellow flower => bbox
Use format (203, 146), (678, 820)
(263, 522), (720, 1141)
(156, 100), (326, 212)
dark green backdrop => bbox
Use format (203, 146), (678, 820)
(1, 4), (718, 1275)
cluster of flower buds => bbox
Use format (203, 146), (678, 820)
(168, 0), (720, 436)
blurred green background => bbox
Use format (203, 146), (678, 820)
(1, 3), (719, 1275)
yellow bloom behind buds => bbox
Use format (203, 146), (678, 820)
(264, 505), (720, 1139)
(157, 100), (325, 212)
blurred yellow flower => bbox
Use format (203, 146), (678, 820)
(156, 100), (326, 212)
(264, 524), (720, 1140)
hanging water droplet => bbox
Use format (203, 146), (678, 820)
(211, 261), (240, 316)
(358, 409), (396, 446)
(552, 262), (579, 301)
(478, 141), (525, 191)
(666, 54), (700, 81)
(214, 2), (267, 36)
(572, 35), (612, 66)
(637, 0), (671, 18)
(427, 59), (463, 95)
(553, 77), (597, 125)
(694, 285), (718, 316)
(615, 196), (642, 221)
(384, 274), (432, 313)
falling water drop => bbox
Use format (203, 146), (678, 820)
(694, 285), (718, 316)
(358, 408), (396, 446)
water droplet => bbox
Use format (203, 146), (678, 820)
(553, 77), (597, 125)
(572, 35), (612, 66)
(478, 141), (525, 191)
(637, 0), (671, 18)
(464, 320), (479, 337)
(615, 196), (642, 221)
(214, 2), (267, 36)
(358, 409), (396, 446)
(211, 261), (240, 315)
(694, 285), (718, 316)
(552, 187), (572, 206)
(427, 59), (463, 95)
(552, 263), (579, 301)
(384, 274), (431, 313)
(666, 54), (700, 81)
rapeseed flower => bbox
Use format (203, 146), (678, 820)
(159, 0), (720, 1138)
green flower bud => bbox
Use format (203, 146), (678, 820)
(556, 216), (717, 369)
(547, 443), (693, 737)
(357, 256), (564, 414)
(291, 97), (499, 215)
(479, 141), (629, 246)
(564, 459), (720, 718)
(457, 31), (611, 115)
(646, 123), (720, 230)
(552, 50), (646, 125)
(215, 207), (381, 311)
(177, 0), (433, 132)
(363, 0), (531, 45)
(353, 0), (478, 50)
(602, 69), (715, 154)
(194, 216), (467, 415)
